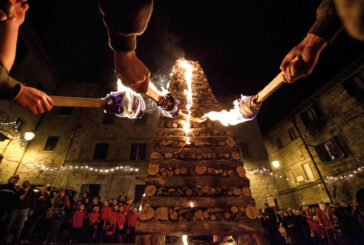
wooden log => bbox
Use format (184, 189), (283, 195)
(194, 209), (203, 220)
(186, 189), (193, 196)
(136, 235), (151, 245)
(231, 206), (239, 214)
(148, 164), (160, 176)
(233, 187), (242, 196)
(167, 170), (174, 177)
(139, 206), (155, 221)
(242, 187), (252, 196)
(136, 220), (264, 236)
(224, 212), (231, 220)
(195, 165), (207, 175)
(202, 185), (209, 193)
(210, 214), (216, 220)
(203, 210), (209, 219)
(245, 205), (258, 220)
(169, 209), (178, 221)
(236, 166), (246, 178)
(145, 185), (157, 197)
(151, 152), (162, 159)
(226, 137), (236, 147)
(174, 168), (180, 176)
(155, 207), (169, 221)
(232, 152), (240, 160)
(165, 152), (173, 159)
(227, 170), (235, 177)
(150, 235), (165, 245)
(180, 167), (188, 175)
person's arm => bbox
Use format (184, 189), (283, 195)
(280, 0), (343, 83)
(99, 0), (153, 94)
(0, 0), (29, 71)
(309, 0), (343, 43)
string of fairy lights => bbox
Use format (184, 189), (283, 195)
(0, 120), (25, 147)
(23, 162), (140, 174)
(247, 164), (364, 186)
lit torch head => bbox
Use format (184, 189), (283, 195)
(238, 94), (261, 120)
(102, 91), (146, 119)
(156, 93), (180, 118)
(202, 94), (262, 126)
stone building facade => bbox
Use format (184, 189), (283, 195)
(264, 56), (364, 208)
(230, 120), (280, 209)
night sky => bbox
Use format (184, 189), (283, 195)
(26, 0), (364, 133)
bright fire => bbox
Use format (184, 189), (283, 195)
(179, 60), (194, 144)
(202, 95), (251, 126)
(182, 235), (188, 245)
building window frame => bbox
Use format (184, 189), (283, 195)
(276, 137), (283, 149)
(129, 143), (147, 161)
(93, 143), (109, 160)
(43, 136), (60, 151)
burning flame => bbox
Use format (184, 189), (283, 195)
(202, 95), (250, 126)
(115, 79), (145, 119)
(182, 235), (188, 245)
(179, 60), (194, 144)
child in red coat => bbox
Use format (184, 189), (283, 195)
(100, 201), (112, 228)
(71, 204), (86, 243)
(87, 206), (100, 242)
(114, 206), (126, 242)
(127, 207), (138, 242)
(104, 205), (118, 242)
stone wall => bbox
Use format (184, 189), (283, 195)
(230, 120), (280, 209)
(264, 57), (364, 208)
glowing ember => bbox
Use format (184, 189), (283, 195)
(202, 95), (254, 126)
(179, 60), (194, 144)
(182, 235), (188, 245)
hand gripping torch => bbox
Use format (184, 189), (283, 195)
(50, 82), (180, 119)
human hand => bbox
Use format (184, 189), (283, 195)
(12, 85), (54, 114)
(0, 0), (29, 25)
(280, 33), (327, 83)
(114, 50), (150, 94)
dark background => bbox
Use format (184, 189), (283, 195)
(26, 0), (364, 133)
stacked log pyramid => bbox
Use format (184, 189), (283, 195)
(137, 60), (264, 239)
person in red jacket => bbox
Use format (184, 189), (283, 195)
(304, 207), (326, 244)
(114, 206), (126, 242)
(316, 202), (335, 245)
(100, 201), (112, 228)
(127, 207), (138, 242)
(87, 206), (100, 242)
(104, 205), (118, 242)
(123, 199), (132, 214)
(71, 204), (86, 243)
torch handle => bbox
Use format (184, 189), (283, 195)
(50, 96), (103, 108)
(145, 85), (162, 103)
(256, 72), (285, 104)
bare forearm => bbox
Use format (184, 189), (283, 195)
(0, 20), (19, 71)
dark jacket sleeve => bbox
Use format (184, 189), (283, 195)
(0, 64), (22, 100)
(308, 0), (343, 43)
(99, 0), (154, 51)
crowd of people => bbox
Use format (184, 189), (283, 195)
(259, 197), (364, 245)
(0, 175), (139, 244)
